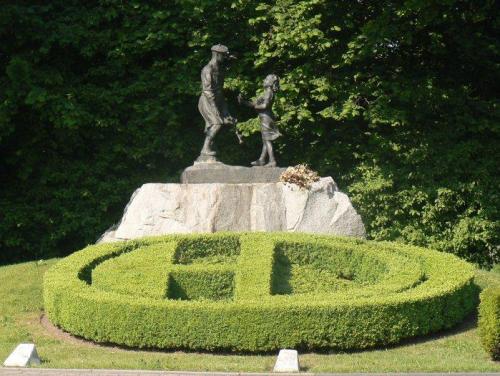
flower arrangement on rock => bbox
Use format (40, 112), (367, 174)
(280, 164), (320, 189)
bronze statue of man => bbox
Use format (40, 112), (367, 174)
(197, 44), (237, 161)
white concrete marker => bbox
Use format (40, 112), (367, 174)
(3, 343), (41, 367)
(273, 349), (299, 372)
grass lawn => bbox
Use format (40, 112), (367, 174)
(0, 258), (499, 372)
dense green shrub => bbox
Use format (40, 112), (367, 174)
(91, 241), (176, 299)
(478, 288), (500, 360)
(92, 234), (238, 301)
(44, 232), (477, 352)
(1, 1), (498, 266)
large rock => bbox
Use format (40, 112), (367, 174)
(99, 177), (366, 242)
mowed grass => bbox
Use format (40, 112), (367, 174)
(0, 258), (499, 372)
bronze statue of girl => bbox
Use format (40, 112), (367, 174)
(238, 74), (281, 167)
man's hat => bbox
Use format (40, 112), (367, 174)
(211, 44), (229, 54)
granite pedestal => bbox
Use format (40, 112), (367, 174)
(99, 162), (366, 242)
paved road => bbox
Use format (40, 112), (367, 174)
(1, 369), (500, 376)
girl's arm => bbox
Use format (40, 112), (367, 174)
(237, 93), (254, 108)
(252, 91), (272, 110)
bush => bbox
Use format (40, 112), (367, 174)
(44, 232), (477, 352)
(478, 288), (500, 360)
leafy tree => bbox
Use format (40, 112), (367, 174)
(1, 0), (498, 266)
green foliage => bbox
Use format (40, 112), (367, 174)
(169, 268), (235, 301)
(174, 234), (241, 264)
(478, 287), (500, 360)
(91, 241), (176, 299)
(93, 235), (237, 301)
(44, 232), (477, 352)
(1, 1), (499, 266)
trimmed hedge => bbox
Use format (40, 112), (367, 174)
(91, 241), (175, 299)
(478, 287), (500, 360)
(44, 232), (477, 352)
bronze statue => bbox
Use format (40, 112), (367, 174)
(197, 44), (238, 162)
(238, 74), (281, 167)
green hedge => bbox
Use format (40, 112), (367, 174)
(44, 232), (477, 352)
(91, 241), (176, 299)
(479, 287), (500, 360)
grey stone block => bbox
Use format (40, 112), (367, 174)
(180, 162), (286, 184)
(3, 344), (40, 367)
(274, 349), (300, 372)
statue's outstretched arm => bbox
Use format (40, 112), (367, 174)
(237, 93), (254, 108)
(252, 92), (272, 110)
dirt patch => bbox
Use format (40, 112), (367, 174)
(40, 314), (102, 347)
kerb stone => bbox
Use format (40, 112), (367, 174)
(3, 343), (41, 367)
(273, 349), (300, 372)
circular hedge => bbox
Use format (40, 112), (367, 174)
(43, 232), (478, 352)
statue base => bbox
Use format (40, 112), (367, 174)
(195, 154), (219, 163)
(181, 162), (286, 184)
(97, 177), (366, 243)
